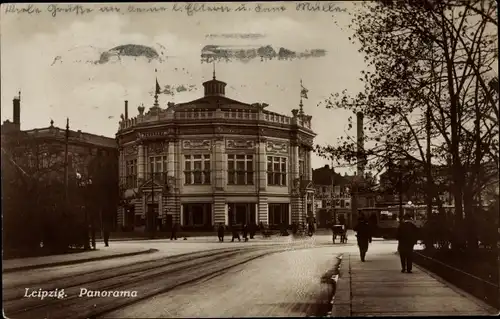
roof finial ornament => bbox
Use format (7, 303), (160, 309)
(212, 60), (216, 80)
(154, 68), (160, 107)
(299, 79), (308, 116)
(50, 119), (54, 127)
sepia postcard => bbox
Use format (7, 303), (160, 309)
(1, 1), (499, 318)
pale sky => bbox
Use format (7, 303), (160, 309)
(1, 2), (367, 174)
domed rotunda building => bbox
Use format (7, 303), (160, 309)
(116, 72), (316, 232)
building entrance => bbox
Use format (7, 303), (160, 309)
(228, 203), (256, 226)
(146, 203), (159, 231)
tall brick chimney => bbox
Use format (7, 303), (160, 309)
(124, 100), (129, 120)
(13, 93), (21, 130)
(356, 111), (365, 177)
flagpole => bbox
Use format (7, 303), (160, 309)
(64, 118), (69, 214)
(299, 79), (304, 115)
(154, 69), (159, 107)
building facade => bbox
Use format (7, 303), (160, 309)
(313, 165), (353, 227)
(116, 75), (316, 231)
(1, 93), (119, 230)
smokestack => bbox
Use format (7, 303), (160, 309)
(13, 93), (21, 130)
(124, 100), (129, 120)
(356, 111), (365, 177)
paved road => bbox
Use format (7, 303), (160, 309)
(3, 233), (364, 288)
(103, 247), (343, 318)
(3, 234), (399, 318)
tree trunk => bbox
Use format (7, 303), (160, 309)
(463, 189), (479, 250)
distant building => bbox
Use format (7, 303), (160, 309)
(115, 73), (316, 231)
(1, 93), (119, 229)
(313, 164), (377, 228)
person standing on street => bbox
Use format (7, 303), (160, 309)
(231, 224), (241, 242)
(249, 222), (256, 239)
(397, 214), (419, 273)
(354, 215), (372, 262)
(242, 223), (249, 242)
(217, 223), (225, 242)
(170, 222), (178, 240)
(103, 225), (110, 247)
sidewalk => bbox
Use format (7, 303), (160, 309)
(3, 243), (157, 273)
(332, 251), (499, 316)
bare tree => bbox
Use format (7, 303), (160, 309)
(316, 0), (498, 249)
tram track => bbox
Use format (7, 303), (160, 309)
(4, 245), (290, 319)
(3, 246), (252, 299)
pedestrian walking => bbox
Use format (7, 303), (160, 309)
(242, 223), (249, 242)
(90, 224), (96, 249)
(397, 214), (419, 273)
(249, 222), (256, 239)
(231, 224), (241, 242)
(217, 223), (225, 242)
(170, 222), (178, 240)
(308, 221), (314, 237)
(354, 215), (372, 262)
(103, 228), (110, 247)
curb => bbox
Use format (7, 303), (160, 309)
(328, 253), (352, 317)
(3, 248), (158, 274)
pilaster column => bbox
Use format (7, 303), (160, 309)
(158, 194), (163, 219)
(304, 193), (308, 217)
(118, 147), (124, 184)
(308, 150), (313, 180)
(311, 193), (316, 218)
(167, 141), (175, 177)
(258, 139), (267, 191)
(293, 144), (299, 180)
(137, 143), (145, 181)
(214, 138), (225, 190)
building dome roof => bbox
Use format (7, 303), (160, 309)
(202, 74), (227, 97)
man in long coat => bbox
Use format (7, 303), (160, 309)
(217, 223), (225, 242)
(397, 214), (419, 273)
(354, 215), (372, 262)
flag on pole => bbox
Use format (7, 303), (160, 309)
(155, 78), (161, 95)
(154, 68), (161, 95)
(300, 80), (309, 99)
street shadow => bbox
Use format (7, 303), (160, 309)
(258, 266), (340, 316)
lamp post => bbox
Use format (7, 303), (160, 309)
(76, 171), (92, 250)
(149, 169), (156, 239)
(407, 200), (413, 219)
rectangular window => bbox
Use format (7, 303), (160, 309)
(182, 203), (213, 227)
(268, 203), (290, 226)
(184, 154), (211, 185)
(267, 156), (287, 186)
(126, 159), (138, 188)
(227, 154), (254, 185)
(149, 155), (167, 173)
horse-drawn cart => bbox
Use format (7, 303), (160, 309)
(332, 224), (347, 244)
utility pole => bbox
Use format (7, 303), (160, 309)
(64, 118), (69, 214)
(426, 105), (433, 219)
(398, 169), (404, 221)
(151, 169), (156, 239)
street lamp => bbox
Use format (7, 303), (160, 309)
(76, 171), (92, 250)
(407, 201), (415, 220)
